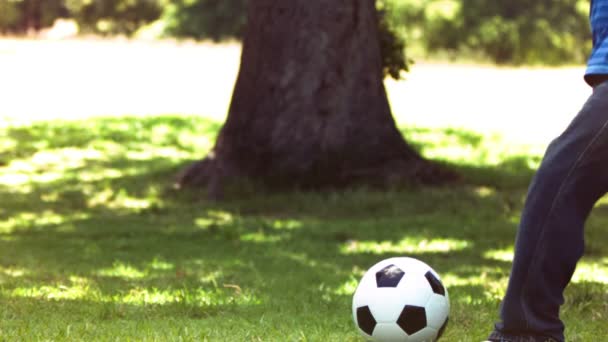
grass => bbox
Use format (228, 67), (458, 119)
(0, 115), (607, 341)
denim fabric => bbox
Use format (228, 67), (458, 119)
(492, 81), (608, 341)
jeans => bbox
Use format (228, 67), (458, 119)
(494, 81), (608, 341)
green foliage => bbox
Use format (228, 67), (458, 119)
(1, 115), (608, 340)
(0, 1), (21, 33)
(0, 0), (163, 35)
(378, 0), (413, 80)
(66, 0), (163, 35)
(162, 0), (247, 41)
(387, 0), (592, 64)
(0, 1), (593, 65)
(0, 0), (67, 32)
(160, 0), (410, 80)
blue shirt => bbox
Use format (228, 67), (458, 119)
(586, 0), (608, 82)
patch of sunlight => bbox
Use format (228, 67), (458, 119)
(333, 277), (359, 296)
(151, 123), (173, 139)
(596, 195), (608, 207)
(425, 0), (460, 20)
(0, 266), (29, 278)
(33, 148), (103, 166)
(279, 251), (343, 274)
(0, 147), (113, 186)
(0, 210), (82, 233)
(10, 276), (93, 300)
(41, 191), (59, 202)
(508, 214), (520, 225)
(0, 169), (63, 186)
(240, 232), (282, 243)
(572, 261), (608, 284)
(271, 219), (303, 230)
(0, 174), (27, 188)
(484, 247), (514, 262)
(475, 186), (496, 198)
(195, 210), (234, 229)
(5, 148), (104, 172)
(118, 287), (261, 306)
(88, 189), (152, 210)
(78, 168), (124, 182)
(442, 269), (507, 302)
(97, 261), (146, 279)
(148, 257), (175, 271)
(341, 237), (470, 255)
(0, 135), (17, 152)
(120, 288), (180, 305)
(176, 130), (214, 152)
(411, 129), (542, 168)
(126, 147), (190, 161)
(199, 270), (223, 287)
(90, 140), (127, 156)
(486, 250), (608, 284)
(0, 177), (33, 193)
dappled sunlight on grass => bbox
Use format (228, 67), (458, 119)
(0, 266), (29, 278)
(125, 146), (192, 161)
(404, 128), (540, 165)
(117, 287), (257, 306)
(340, 237), (471, 255)
(147, 257), (175, 271)
(271, 219), (303, 230)
(5, 277), (260, 307)
(0, 147), (109, 187)
(1, 114), (606, 340)
(475, 186), (496, 198)
(239, 232), (284, 243)
(332, 277), (360, 296)
(77, 168), (125, 183)
(484, 248), (608, 284)
(572, 262), (608, 285)
(97, 261), (147, 280)
(194, 210), (235, 229)
(87, 188), (156, 211)
(483, 247), (514, 262)
(0, 210), (88, 233)
(442, 268), (508, 302)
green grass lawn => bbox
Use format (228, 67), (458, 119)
(0, 115), (606, 341)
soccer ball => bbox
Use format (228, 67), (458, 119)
(352, 257), (450, 341)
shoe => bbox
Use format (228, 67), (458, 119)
(485, 331), (559, 342)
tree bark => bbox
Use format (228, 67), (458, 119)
(177, 0), (457, 196)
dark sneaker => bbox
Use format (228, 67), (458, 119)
(485, 331), (559, 342)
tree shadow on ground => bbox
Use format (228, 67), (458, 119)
(0, 116), (605, 340)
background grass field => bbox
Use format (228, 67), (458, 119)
(1, 40), (607, 341)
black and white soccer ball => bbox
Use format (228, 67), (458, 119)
(352, 257), (450, 341)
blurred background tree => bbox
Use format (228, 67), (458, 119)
(161, 0), (247, 41)
(64, 0), (163, 35)
(0, 0), (592, 65)
(382, 0), (591, 65)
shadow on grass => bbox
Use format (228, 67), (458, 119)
(0, 116), (605, 340)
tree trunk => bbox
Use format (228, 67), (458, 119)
(177, 0), (457, 196)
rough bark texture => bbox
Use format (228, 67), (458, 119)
(177, 0), (457, 196)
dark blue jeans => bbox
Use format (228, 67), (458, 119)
(494, 81), (608, 341)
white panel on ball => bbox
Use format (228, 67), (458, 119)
(425, 295), (450, 330)
(372, 323), (408, 341)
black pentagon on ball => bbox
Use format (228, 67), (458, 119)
(356, 306), (377, 335)
(397, 305), (427, 335)
(375, 264), (405, 288)
(425, 271), (446, 296)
